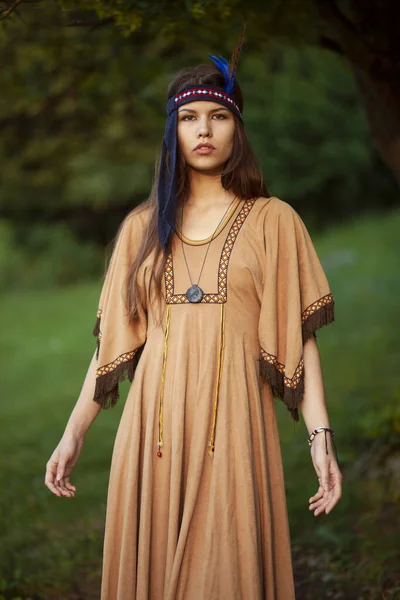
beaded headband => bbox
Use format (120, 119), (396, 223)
(157, 24), (247, 254)
(167, 84), (242, 119)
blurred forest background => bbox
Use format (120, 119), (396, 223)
(0, 1), (399, 599)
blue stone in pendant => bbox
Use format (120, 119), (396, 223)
(186, 284), (203, 303)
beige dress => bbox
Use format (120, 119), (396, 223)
(94, 196), (335, 600)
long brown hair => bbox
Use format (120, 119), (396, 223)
(125, 63), (269, 326)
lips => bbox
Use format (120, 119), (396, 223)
(194, 143), (215, 151)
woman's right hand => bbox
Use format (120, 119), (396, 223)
(45, 433), (84, 498)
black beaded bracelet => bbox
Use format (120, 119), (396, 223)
(307, 427), (335, 446)
(308, 427), (342, 473)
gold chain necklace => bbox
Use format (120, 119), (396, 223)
(179, 196), (238, 302)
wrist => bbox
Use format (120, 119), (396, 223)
(308, 426), (335, 448)
(63, 423), (87, 442)
(308, 425), (333, 437)
(307, 425), (331, 437)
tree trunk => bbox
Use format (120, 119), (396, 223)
(316, 0), (400, 188)
(350, 66), (400, 188)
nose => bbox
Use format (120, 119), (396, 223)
(196, 115), (211, 138)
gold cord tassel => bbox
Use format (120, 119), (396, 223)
(208, 303), (226, 457)
(157, 304), (171, 457)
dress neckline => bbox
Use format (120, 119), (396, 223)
(175, 197), (242, 246)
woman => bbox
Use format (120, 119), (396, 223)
(45, 49), (342, 600)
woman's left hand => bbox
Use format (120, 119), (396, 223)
(308, 433), (343, 516)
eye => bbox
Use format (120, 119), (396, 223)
(212, 113), (227, 119)
(180, 115), (195, 121)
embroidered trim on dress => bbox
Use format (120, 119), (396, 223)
(93, 346), (144, 409)
(165, 198), (256, 304)
(259, 293), (335, 421)
(96, 350), (140, 378)
(92, 309), (144, 409)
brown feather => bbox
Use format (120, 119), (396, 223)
(229, 22), (247, 79)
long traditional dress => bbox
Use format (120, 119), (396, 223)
(92, 195), (335, 600)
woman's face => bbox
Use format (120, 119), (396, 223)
(177, 100), (235, 173)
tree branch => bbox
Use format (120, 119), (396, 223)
(65, 15), (116, 29)
(314, 0), (377, 72)
(0, 0), (23, 20)
(318, 35), (343, 55)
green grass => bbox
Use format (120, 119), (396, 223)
(1, 207), (400, 599)
(0, 284), (128, 599)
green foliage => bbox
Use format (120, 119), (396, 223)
(0, 219), (102, 290)
(0, 1), (397, 243)
(359, 388), (400, 443)
(241, 44), (396, 226)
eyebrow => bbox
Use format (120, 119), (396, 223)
(178, 107), (230, 114)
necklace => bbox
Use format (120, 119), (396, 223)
(179, 196), (238, 303)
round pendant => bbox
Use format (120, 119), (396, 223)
(186, 284), (203, 303)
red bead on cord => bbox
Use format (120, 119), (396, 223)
(157, 451), (162, 457)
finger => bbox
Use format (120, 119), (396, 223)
(320, 466), (331, 493)
(56, 477), (74, 496)
(311, 487), (332, 514)
(324, 468), (342, 513)
(45, 466), (58, 487)
(314, 496), (329, 515)
(309, 490), (329, 515)
(52, 473), (71, 496)
(57, 476), (76, 496)
(319, 494), (332, 514)
(56, 458), (67, 485)
(309, 496), (326, 511)
(54, 479), (66, 495)
(309, 487), (328, 508)
(309, 484), (324, 503)
(54, 471), (70, 490)
(309, 490), (323, 503)
(45, 459), (58, 483)
(309, 496), (324, 509)
(63, 481), (76, 496)
(45, 472), (62, 497)
(46, 482), (62, 497)
(56, 484), (74, 498)
(325, 484), (342, 514)
(63, 476), (76, 491)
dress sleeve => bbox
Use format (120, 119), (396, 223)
(258, 197), (335, 421)
(92, 213), (147, 409)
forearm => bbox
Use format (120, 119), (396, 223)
(299, 336), (331, 435)
(63, 349), (102, 440)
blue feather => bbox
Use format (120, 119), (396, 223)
(208, 54), (236, 95)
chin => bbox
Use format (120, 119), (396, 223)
(187, 157), (227, 173)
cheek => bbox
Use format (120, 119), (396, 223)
(177, 127), (192, 157)
(219, 123), (235, 151)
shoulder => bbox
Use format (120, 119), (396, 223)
(124, 199), (152, 228)
(249, 197), (303, 241)
(117, 200), (152, 241)
(109, 200), (152, 255)
(254, 196), (300, 221)
(247, 197), (314, 258)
